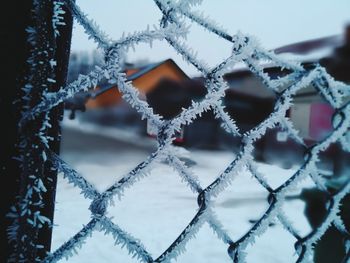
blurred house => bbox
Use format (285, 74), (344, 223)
(263, 26), (350, 172)
(86, 59), (189, 109)
(65, 59), (189, 130)
(65, 26), (350, 173)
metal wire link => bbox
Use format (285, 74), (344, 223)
(20, 1), (350, 262)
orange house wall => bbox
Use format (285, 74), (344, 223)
(86, 62), (187, 109)
(86, 87), (122, 108)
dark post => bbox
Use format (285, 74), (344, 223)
(0, 1), (73, 262)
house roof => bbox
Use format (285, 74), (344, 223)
(223, 62), (319, 99)
(92, 59), (189, 98)
(189, 62), (320, 100)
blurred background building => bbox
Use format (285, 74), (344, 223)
(64, 25), (350, 176)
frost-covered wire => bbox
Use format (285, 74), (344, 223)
(16, 0), (350, 262)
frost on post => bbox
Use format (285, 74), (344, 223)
(7, 1), (61, 262)
(16, 0), (350, 262)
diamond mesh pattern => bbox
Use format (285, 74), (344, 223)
(22, 0), (350, 262)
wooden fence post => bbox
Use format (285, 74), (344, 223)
(0, 1), (73, 261)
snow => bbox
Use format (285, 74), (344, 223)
(51, 123), (313, 262)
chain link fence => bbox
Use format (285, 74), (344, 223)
(20, 0), (350, 262)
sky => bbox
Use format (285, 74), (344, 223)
(70, 0), (350, 76)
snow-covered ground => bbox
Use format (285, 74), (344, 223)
(51, 121), (315, 263)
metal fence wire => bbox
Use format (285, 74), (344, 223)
(20, 0), (350, 262)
